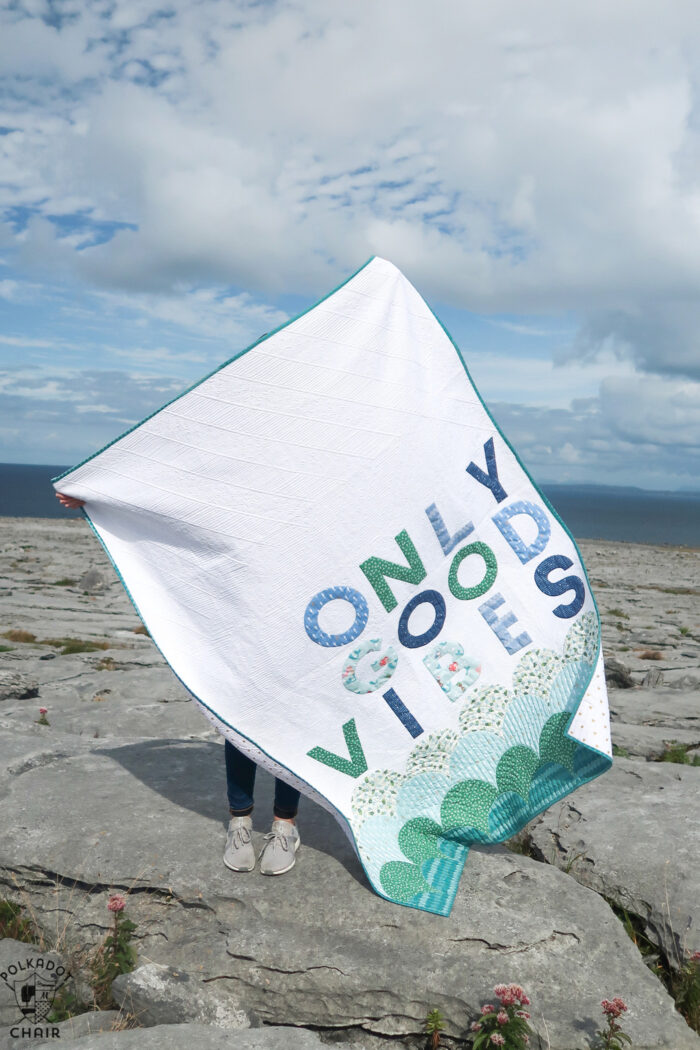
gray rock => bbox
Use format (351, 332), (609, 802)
(0, 673), (39, 702)
(525, 758), (700, 970)
(642, 667), (665, 688)
(604, 655), (635, 688)
(612, 722), (700, 760)
(609, 686), (700, 731)
(33, 1023), (365, 1050)
(112, 964), (253, 1029)
(77, 569), (107, 594)
(0, 1009), (121, 1050)
(0, 751), (697, 1049)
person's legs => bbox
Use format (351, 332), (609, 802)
(223, 741), (256, 872)
(260, 779), (302, 875)
(273, 778), (301, 822)
(225, 739), (257, 816)
(223, 743), (303, 875)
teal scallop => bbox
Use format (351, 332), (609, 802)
(448, 731), (508, 785)
(396, 772), (453, 824)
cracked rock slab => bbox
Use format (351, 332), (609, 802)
(0, 1009), (122, 1050)
(609, 685), (700, 732)
(112, 964), (254, 1029)
(526, 757), (700, 970)
(33, 1023), (368, 1050)
(1, 748), (698, 1049)
(611, 722), (700, 759)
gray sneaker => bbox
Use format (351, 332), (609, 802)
(224, 815), (255, 872)
(259, 819), (300, 875)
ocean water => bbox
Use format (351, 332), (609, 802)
(0, 462), (698, 546)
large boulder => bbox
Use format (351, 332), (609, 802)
(33, 1023), (366, 1050)
(525, 758), (700, 969)
(111, 964), (254, 1029)
(0, 747), (697, 1049)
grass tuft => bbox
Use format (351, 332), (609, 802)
(40, 637), (111, 655)
(52, 578), (76, 587)
(3, 628), (37, 643)
(0, 899), (38, 943)
(657, 742), (700, 767)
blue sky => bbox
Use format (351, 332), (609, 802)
(1, 0), (699, 490)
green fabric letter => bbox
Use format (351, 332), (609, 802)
(307, 718), (368, 778)
(360, 530), (426, 613)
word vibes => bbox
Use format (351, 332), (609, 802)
(302, 437), (586, 779)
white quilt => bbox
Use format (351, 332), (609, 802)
(55, 257), (612, 915)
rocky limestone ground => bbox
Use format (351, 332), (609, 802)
(0, 518), (698, 1050)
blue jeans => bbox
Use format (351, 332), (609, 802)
(225, 740), (300, 820)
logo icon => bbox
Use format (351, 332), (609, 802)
(1, 954), (67, 1036)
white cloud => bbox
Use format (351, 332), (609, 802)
(600, 375), (700, 447)
(2, 0), (700, 476)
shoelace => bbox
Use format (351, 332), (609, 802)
(229, 823), (252, 850)
(262, 825), (293, 854)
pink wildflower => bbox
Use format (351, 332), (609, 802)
(107, 894), (126, 913)
(496, 1010), (508, 1025)
(516, 1010), (531, 1019)
(489, 1035), (506, 1047)
(481, 1003), (495, 1014)
(39, 707), (48, 715)
(601, 998), (627, 1019)
(690, 950), (700, 962)
(470, 1021), (482, 1032)
(493, 984), (507, 996)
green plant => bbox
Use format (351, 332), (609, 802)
(679, 626), (690, 636)
(0, 644), (15, 652)
(40, 636), (111, 655)
(0, 899), (37, 942)
(424, 1007), (445, 1048)
(48, 985), (88, 1023)
(564, 849), (587, 874)
(52, 578), (76, 586)
(607, 609), (628, 619)
(656, 742), (700, 766)
(608, 900), (700, 1034)
(92, 895), (137, 1008)
(471, 984), (534, 1048)
(36, 706), (50, 726)
(673, 951), (700, 1031)
(660, 742), (690, 764)
(594, 998), (631, 1049)
(612, 744), (630, 758)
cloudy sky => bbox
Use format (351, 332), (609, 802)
(1, 0), (699, 491)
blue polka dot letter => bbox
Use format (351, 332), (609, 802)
(53, 258), (612, 916)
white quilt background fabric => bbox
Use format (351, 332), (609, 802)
(55, 258), (611, 914)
